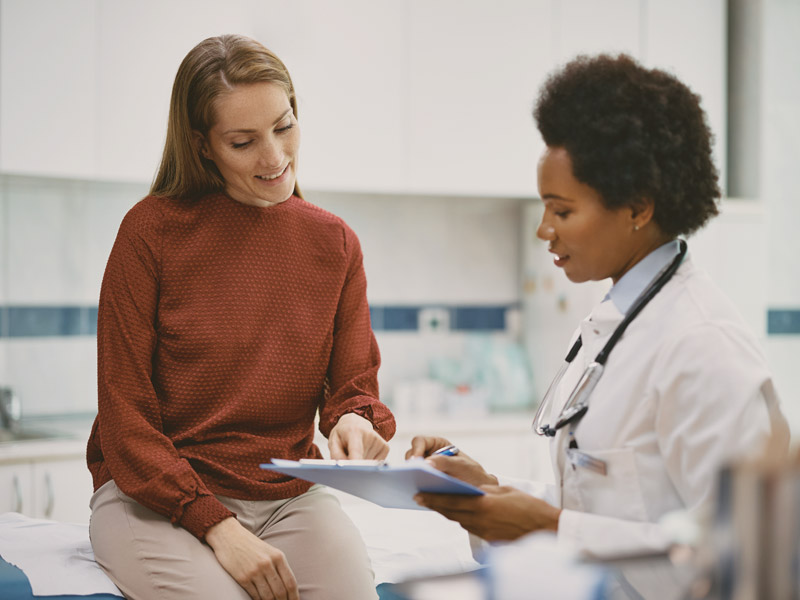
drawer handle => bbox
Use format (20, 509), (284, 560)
(12, 474), (23, 513)
(44, 472), (54, 518)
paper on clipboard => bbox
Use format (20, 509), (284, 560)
(260, 458), (484, 510)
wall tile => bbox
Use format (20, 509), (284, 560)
(1, 177), (524, 415)
(7, 306), (87, 337)
(5, 177), (88, 303)
(306, 191), (522, 305)
(5, 337), (96, 416)
(83, 180), (147, 301)
(768, 310), (800, 335)
(765, 337), (800, 435)
(761, 1), (800, 306)
(0, 183), (6, 306)
(689, 200), (768, 337)
(452, 307), (506, 331)
(0, 342), (6, 384)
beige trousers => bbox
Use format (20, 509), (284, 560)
(89, 480), (377, 600)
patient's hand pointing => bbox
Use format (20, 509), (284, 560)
(329, 413), (390, 460)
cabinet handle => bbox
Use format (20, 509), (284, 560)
(44, 472), (54, 518)
(12, 475), (23, 513)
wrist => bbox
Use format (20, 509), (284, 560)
(205, 516), (238, 547)
(549, 508), (562, 532)
(336, 412), (372, 430)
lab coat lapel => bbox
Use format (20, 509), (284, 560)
(578, 299), (624, 367)
(549, 300), (622, 426)
(552, 299), (624, 508)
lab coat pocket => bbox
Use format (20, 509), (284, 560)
(570, 447), (649, 522)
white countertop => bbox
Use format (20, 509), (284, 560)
(0, 413), (95, 464)
(0, 411), (538, 464)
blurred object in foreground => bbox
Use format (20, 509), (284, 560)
(692, 421), (795, 599)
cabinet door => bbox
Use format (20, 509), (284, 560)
(0, 462), (33, 515)
(272, 0), (409, 194)
(643, 0), (727, 188)
(407, 0), (552, 197)
(0, 0), (97, 177)
(553, 0), (641, 61)
(31, 458), (93, 524)
(95, 0), (261, 182)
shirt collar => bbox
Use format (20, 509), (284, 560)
(607, 240), (682, 315)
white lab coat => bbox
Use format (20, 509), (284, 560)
(503, 254), (789, 559)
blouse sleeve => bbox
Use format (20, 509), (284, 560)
(317, 224), (396, 441)
(95, 201), (234, 539)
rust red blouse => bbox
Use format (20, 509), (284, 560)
(87, 193), (395, 539)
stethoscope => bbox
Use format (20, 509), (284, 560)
(532, 239), (688, 438)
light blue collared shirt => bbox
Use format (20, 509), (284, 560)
(607, 240), (683, 315)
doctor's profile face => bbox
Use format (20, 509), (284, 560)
(536, 146), (645, 284)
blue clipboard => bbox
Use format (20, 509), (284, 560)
(260, 458), (484, 510)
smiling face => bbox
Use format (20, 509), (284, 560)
(196, 82), (299, 207)
(536, 146), (661, 284)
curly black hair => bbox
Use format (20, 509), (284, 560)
(534, 54), (720, 237)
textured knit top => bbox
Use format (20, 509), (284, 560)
(86, 192), (396, 539)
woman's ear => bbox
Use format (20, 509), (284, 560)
(630, 198), (656, 231)
(192, 130), (210, 161)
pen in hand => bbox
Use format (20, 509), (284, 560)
(431, 444), (459, 457)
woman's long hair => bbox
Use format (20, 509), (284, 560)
(150, 34), (302, 199)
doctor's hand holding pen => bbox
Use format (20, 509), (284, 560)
(406, 436), (497, 487)
(406, 436), (562, 542)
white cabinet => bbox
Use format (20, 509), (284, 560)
(0, 451), (92, 524)
(0, 0), (97, 178)
(554, 0), (641, 60)
(644, 0), (727, 189)
(30, 458), (93, 523)
(0, 462), (32, 514)
(405, 0), (551, 198)
(277, 1), (409, 194)
(0, 0), (727, 196)
(94, 0), (262, 182)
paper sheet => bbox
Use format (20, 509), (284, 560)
(0, 512), (122, 597)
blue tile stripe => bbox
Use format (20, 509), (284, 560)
(0, 306), (98, 338)
(767, 309), (800, 334)
(2, 305), (799, 337)
(0, 304), (516, 338)
(370, 305), (513, 332)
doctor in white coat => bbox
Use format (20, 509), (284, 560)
(408, 54), (790, 559)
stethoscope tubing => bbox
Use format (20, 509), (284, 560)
(533, 239), (688, 437)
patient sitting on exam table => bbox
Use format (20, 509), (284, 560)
(407, 53), (790, 560)
(86, 34), (394, 600)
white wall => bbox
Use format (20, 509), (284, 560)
(0, 176), (524, 416)
(760, 0), (800, 430)
(1, 0), (798, 431)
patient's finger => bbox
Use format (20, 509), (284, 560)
(328, 434), (345, 459)
(346, 433), (364, 460)
(363, 434), (390, 460)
